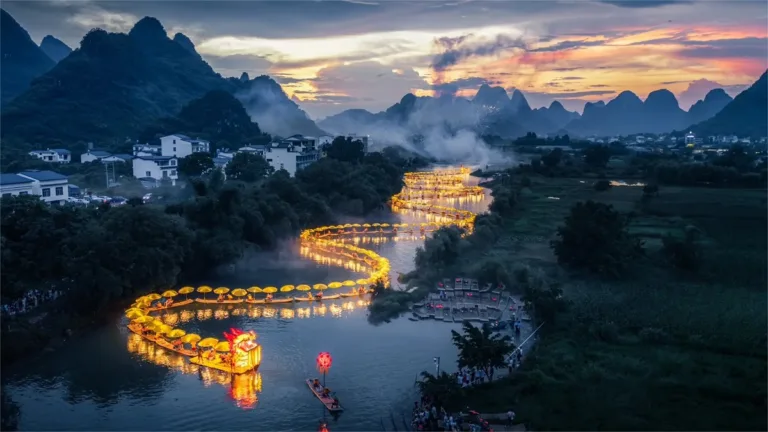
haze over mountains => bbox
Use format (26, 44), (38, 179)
(0, 8), (765, 155)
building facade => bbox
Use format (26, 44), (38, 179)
(0, 174), (35, 198)
(132, 156), (179, 186)
(29, 149), (71, 163)
(17, 170), (69, 204)
(160, 134), (210, 158)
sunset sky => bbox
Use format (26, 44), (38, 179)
(6, 0), (767, 118)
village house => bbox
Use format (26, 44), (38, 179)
(160, 134), (210, 158)
(29, 149), (71, 163)
(133, 143), (162, 157)
(0, 174), (36, 198)
(132, 155), (179, 187)
(80, 150), (112, 163)
(6, 170), (70, 204)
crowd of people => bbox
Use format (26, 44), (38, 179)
(411, 395), (502, 432)
(2, 289), (62, 317)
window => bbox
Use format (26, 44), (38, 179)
(267, 159), (272, 162)
(171, 170), (177, 176)
(173, 147), (176, 152)
(173, 139), (176, 144)
(145, 171), (151, 177)
(55, 187), (63, 196)
(42, 188), (51, 197)
(162, 171), (168, 178)
(170, 159), (176, 166)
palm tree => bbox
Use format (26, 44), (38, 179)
(451, 322), (514, 381)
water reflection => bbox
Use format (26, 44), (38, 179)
(126, 334), (263, 409)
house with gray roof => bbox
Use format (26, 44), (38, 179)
(17, 170), (69, 204)
(0, 174), (36, 198)
(81, 149), (112, 163)
(29, 148), (71, 163)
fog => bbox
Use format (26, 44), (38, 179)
(319, 96), (511, 167)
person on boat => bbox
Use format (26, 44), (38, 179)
(266, 293), (273, 302)
(227, 294), (234, 301)
(313, 379), (321, 390)
(166, 297), (174, 308)
(322, 387), (331, 397)
(217, 293), (225, 302)
(331, 394), (340, 408)
(246, 294), (253, 301)
(316, 291), (323, 300)
(173, 339), (183, 349)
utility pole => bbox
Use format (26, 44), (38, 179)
(433, 356), (440, 376)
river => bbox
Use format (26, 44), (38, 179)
(3, 171), (493, 431)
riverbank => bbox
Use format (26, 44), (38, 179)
(440, 174), (768, 430)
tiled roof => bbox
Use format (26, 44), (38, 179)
(18, 170), (68, 182)
(110, 154), (134, 160)
(89, 150), (112, 157)
(50, 148), (71, 155)
(0, 174), (35, 185)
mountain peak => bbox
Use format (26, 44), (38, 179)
(40, 35), (72, 63)
(703, 88), (730, 102)
(129, 16), (167, 41)
(474, 84), (508, 108)
(1, 8), (56, 105)
(510, 89), (531, 112)
(173, 32), (198, 56)
(240, 72), (250, 82)
(645, 89), (680, 109)
(549, 100), (565, 111)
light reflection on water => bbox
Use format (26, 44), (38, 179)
(4, 172), (493, 431)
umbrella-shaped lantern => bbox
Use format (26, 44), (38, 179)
(154, 324), (173, 335)
(214, 341), (231, 352)
(167, 328), (186, 339)
(342, 280), (356, 287)
(314, 283), (328, 290)
(181, 333), (201, 346)
(197, 286), (212, 300)
(231, 288), (248, 297)
(178, 286), (195, 300)
(198, 337), (219, 348)
(247, 287), (263, 294)
(214, 287), (230, 295)
(132, 315), (155, 324)
(327, 282), (342, 289)
(296, 284), (311, 292)
(146, 293), (162, 301)
(280, 285), (295, 293)
(263, 287), (278, 294)
(126, 309), (145, 320)
(162, 290), (178, 298)
(356, 278), (370, 285)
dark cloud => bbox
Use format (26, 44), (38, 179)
(677, 37), (768, 59)
(432, 76), (494, 96)
(530, 39), (606, 52)
(598, 0), (692, 8)
(558, 76), (584, 81)
(589, 84), (611, 88)
(272, 75), (309, 85)
(431, 34), (527, 71)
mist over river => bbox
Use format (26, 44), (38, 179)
(3, 172), (492, 431)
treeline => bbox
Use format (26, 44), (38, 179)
(1, 143), (422, 363)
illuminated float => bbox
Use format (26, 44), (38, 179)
(125, 167), (483, 384)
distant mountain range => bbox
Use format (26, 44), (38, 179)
(318, 79), (755, 141)
(0, 10), (323, 151)
(687, 71), (767, 138)
(39, 35), (72, 63)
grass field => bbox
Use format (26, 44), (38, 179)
(462, 176), (767, 431)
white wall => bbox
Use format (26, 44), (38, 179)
(0, 182), (34, 198)
(35, 179), (69, 204)
(265, 148), (297, 176)
(80, 153), (103, 163)
(161, 135), (193, 158)
(133, 158), (178, 185)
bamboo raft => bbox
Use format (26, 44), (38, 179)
(145, 298), (194, 312)
(306, 379), (344, 412)
(195, 299), (244, 304)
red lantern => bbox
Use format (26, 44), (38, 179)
(316, 352), (332, 372)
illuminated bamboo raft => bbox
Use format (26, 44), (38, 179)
(125, 167), (483, 374)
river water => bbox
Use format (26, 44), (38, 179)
(3, 173), (493, 431)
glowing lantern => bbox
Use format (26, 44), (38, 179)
(316, 352), (332, 372)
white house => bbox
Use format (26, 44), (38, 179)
(264, 141), (320, 176)
(80, 150), (112, 163)
(132, 156), (179, 186)
(0, 174), (36, 198)
(160, 134), (210, 158)
(685, 131), (696, 147)
(29, 149), (71, 163)
(17, 170), (69, 204)
(133, 143), (162, 157)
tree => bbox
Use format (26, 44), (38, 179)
(662, 227), (702, 271)
(551, 200), (644, 277)
(178, 152), (214, 177)
(225, 152), (273, 182)
(416, 371), (464, 411)
(450, 322), (514, 382)
(583, 145), (611, 169)
(542, 148), (563, 168)
(325, 136), (365, 163)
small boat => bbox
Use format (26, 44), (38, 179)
(268, 297), (295, 304)
(323, 294), (341, 300)
(305, 379), (344, 412)
(145, 298), (194, 312)
(196, 299), (244, 304)
(246, 299), (266, 304)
